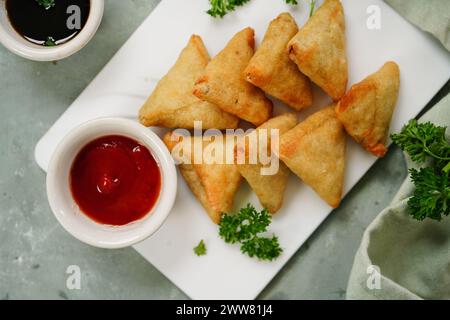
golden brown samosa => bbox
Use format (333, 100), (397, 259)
(287, 0), (347, 101)
(336, 62), (400, 158)
(164, 132), (241, 224)
(139, 35), (239, 129)
(278, 107), (346, 208)
(193, 28), (273, 126)
(245, 13), (312, 111)
(236, 113), (297, 213)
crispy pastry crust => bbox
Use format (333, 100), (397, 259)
(279, 107), (346, 208)
(245, 13), (312, 111)
(139, 35), (239, 129)
(287, 0), (347, 101)
(236, 113), (297, 213)
(193, 28), (273, 126)
(164, 132), (241, 224)
(335, 61), (400, 157)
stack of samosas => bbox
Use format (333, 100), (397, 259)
(139, 0), (400, 223)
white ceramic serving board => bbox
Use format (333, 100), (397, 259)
(35, 0), (450, 299)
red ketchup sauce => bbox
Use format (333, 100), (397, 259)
(70, 135), (161, 226)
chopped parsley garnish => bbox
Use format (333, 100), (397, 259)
(194, 239), (207, 256)
(207, 0), (315, 18)
(43, 36), (56, 47)
(36, 0), (55, 10)
(219, 204), (282, 261)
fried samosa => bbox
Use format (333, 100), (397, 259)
(236, 113), (297, 213)
(139, 35), (239, 129)
(287, 0), (347, 101)
(164, 132), (241, 224)
(336, 62), (400, 157)
(245, 13), (312, 111)
(278, 106), (346, 208)
(193, 28), (273, 126)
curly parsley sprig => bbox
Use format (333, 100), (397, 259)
(392, 120), (450, 167)
(219, 204), (282, 261)
(408, 167), (450, 221)
(391, 120), (450, 221)
(207, 0), (250, 18)
(240, 235), (282, 261)
(207, 0), (316, 18)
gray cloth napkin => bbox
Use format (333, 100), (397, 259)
(385, 0), (450, 51)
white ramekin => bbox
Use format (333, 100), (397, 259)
(46, 118), (177, 249)
(0, 0), (104, 61)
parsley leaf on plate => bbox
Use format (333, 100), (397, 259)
(219, 204), (282, 261)
(194, 240), (207, 256)
(219, 204), (271, 243)
(206, 0), (313, 18)
(240, 235), (282, 261)
(207, 0), (251, 18)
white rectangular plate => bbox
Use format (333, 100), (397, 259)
(35, 0), (450, 299)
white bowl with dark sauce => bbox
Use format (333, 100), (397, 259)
(0, 0), (104, 61)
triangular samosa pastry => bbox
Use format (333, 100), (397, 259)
(236, 113), (297, 213)
(336, 61), (400, 157)
(193, 28), (273, 126)
(164, 132), (241, 224)
(278, 107), (346, 208)
(139, 35), (239, 129)
(245, 13), (312, 111)
(287, 0), (348, 101)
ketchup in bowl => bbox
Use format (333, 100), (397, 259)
(70, 135), (161, 226)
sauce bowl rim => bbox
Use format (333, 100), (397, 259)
(46, 117), (178, 249)
(0, 0), (104, 61)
